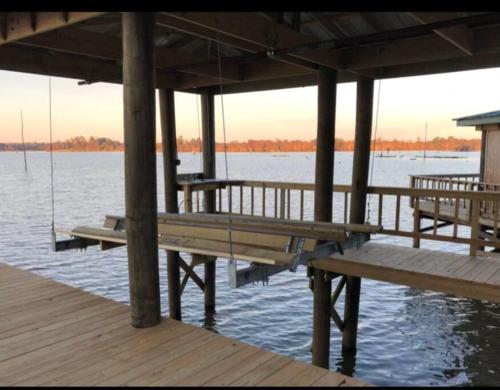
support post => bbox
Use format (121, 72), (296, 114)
(201, 91), (216, 312)
(479, 129), (486, 183)
(160, 88), (181, 320)
(122, 12), (160, 328)
(311, 66), (337, 369)
(343, 75), (374, 353)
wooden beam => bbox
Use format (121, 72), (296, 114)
(349, 76), (374, 224)
(309, 12), (348, 39)
(122, 12), (161, 328)
(160, 88), (181, 321)
(342, 75), (374, 353)
(312, 66), (337, 369)
(314, 67), (337, 224)
(480, 130), (486, 182)
(158, 12), (342, 71)
(0, 44), (125, 84)
(201, 91), (216, 312)
(407, 12), (473, 55)
(20, 27), (242, 82)
(0, 12), (105, 45)
(357, 12), (385, 33)
(291, 12), (301, 32)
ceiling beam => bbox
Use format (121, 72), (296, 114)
(198, 49), (500, 95)
(18, 27), (243, 82)
(357, 12), (385, 32)
(0, 12), (105, 46)
(309, 12), (348, 39)
(158, 12), (338, 71)
(407, 12), (474, 55)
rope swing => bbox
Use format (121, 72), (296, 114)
(48, 75), (56, 249)
(366, 78), (382, 223)
(215, 32), (235, 265)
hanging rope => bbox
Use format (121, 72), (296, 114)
(366, 79), (382, 223)
(216, 32), (235, 263)
(48, 75), (56, 243)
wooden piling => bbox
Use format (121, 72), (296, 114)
(122, 12), (161, 328)
(343, 75), (374, 352)
(479, 129), (486, 182)
(311, 66), (337, 369)
(160, 88), (181, 321)
(201, 91), (216, 312)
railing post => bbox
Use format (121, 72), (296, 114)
(279, 188), (286, 219)
(184, 186), (193, 213)
(470, 199), (481, 256)
(413, 196), (421, 248)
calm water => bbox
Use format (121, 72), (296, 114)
(1, 150), (499, 386)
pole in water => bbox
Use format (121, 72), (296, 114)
(423, 121), (428, 160)
(20, 109), (28, 173)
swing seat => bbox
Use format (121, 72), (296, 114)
(59, 213), (382, 269)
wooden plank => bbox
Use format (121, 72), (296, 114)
(281, 364), (330, 386)
(158, 235), (296, 266)
(257, 360), (311, 386)
(145, 337), (246, 386)
(158, 222), (316, 251)
(2, 321), (137, 385)
(92, 328), (220, 386)
(175, 345), (262, 386)
(311, 243), (500, 303)
(40, 323), (202, 386)
(0, 307), (128, 362)
(0, 264), (366, 387)
(0, 12), (105, 45)
(0, 294), (109, 339)
(6, 314), (184, 385)
(227, 354), (293, 386)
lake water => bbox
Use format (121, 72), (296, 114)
(1, 150), (499, 386)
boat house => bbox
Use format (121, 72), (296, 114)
(2, 11), (500, 385)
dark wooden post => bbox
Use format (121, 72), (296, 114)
(479, 128), (486, 182)
(122, 12), (161, 328)
(343, 75), (374, 352)
(201, 91), (216, 312)
(311, 66), (337, 369)
(159, 88), (181, 320)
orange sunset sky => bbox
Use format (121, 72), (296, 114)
(2, 66), (500, 144)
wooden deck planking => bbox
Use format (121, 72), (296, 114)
(0, 263), (366, 387)
(311, 242), (500, 303)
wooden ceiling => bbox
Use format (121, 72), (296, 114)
(2, 12), (500, 94)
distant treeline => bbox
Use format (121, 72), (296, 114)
(0, 135), (481, 152)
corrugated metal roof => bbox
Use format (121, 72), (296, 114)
(454, 110), (500, 126)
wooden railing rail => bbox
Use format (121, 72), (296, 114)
(177, 179), (500, 254)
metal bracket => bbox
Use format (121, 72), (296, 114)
(52, 236), (99, 252)
(289, 237), (305, 271)
(226, 232), (371, 289)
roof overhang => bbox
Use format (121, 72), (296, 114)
(3, 12), (500, 94)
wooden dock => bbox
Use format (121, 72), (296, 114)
(0, 263), (367, 387)
(311, 242), (500, 304)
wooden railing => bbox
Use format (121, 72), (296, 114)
(177, 179), (500, 255)
(410, 173), (482, 192)
(410, 173), (500, 220)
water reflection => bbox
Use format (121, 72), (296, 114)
(337, 349), (357, 378)
(454, 298), (500, 386)
(203, 308), (218, 332)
